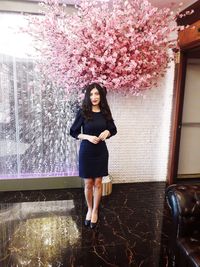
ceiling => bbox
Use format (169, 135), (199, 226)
(23, 0), (197, 10)
(149, 0), (196, 9)
(149, 0), (197, 9)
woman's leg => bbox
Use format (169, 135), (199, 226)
(84, 178), (94, 220)
(91, 177), (102, 223)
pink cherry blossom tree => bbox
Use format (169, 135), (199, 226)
(25, 0), (192, 96)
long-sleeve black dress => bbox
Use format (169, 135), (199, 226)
(70, 109), (117, 179)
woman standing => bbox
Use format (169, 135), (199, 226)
(70, 83), (117, 229)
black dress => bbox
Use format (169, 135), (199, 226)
(70, 109), (117, 179)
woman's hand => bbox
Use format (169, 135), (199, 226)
(87, 135), (101, 144)
(99, 130), (110, 141)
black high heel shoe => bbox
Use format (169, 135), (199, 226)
(84, 219), (91, 227)
(90, 213), (99, 229)
(90, 219), (98, 229)
(84, 210), (92, 227)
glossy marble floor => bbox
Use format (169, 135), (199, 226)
(0, 182), (171, 267)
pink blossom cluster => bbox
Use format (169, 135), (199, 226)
(25, 0), (192, 95)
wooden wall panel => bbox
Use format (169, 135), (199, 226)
(179, 20), (200, 48)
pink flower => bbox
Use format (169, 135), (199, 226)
(24, 0), (190, 96)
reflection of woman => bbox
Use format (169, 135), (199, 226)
(70, 83), (117, 229)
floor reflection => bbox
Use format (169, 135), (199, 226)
(0, 183), (170, 267)
(10, 216), (80, 266)
(0, 200), (81, 267)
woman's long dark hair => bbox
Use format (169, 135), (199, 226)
(82, 83), (113, 121)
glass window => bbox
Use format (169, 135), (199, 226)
(0, 13), (79, 178)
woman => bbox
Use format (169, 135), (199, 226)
(70, 83), (117, 229)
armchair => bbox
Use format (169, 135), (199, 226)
(166, 184), (200, 267)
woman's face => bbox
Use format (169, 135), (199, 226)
(90, 88), (100, 106)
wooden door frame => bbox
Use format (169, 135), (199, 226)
(168, 50), (187, 184)
(167, 0), (200, 184)
(167, 45), (200, 185)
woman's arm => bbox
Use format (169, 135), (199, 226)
(98, 130), (111, 141)
(98, 119), (117, 140)
(77, 133), (100, 144)
(70, 110), (84, 139)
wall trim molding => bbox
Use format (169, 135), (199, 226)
(0, 176), (82, 191)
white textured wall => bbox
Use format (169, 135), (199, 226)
(107, 62), (175, 183)
(0, 1), (175, 183)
